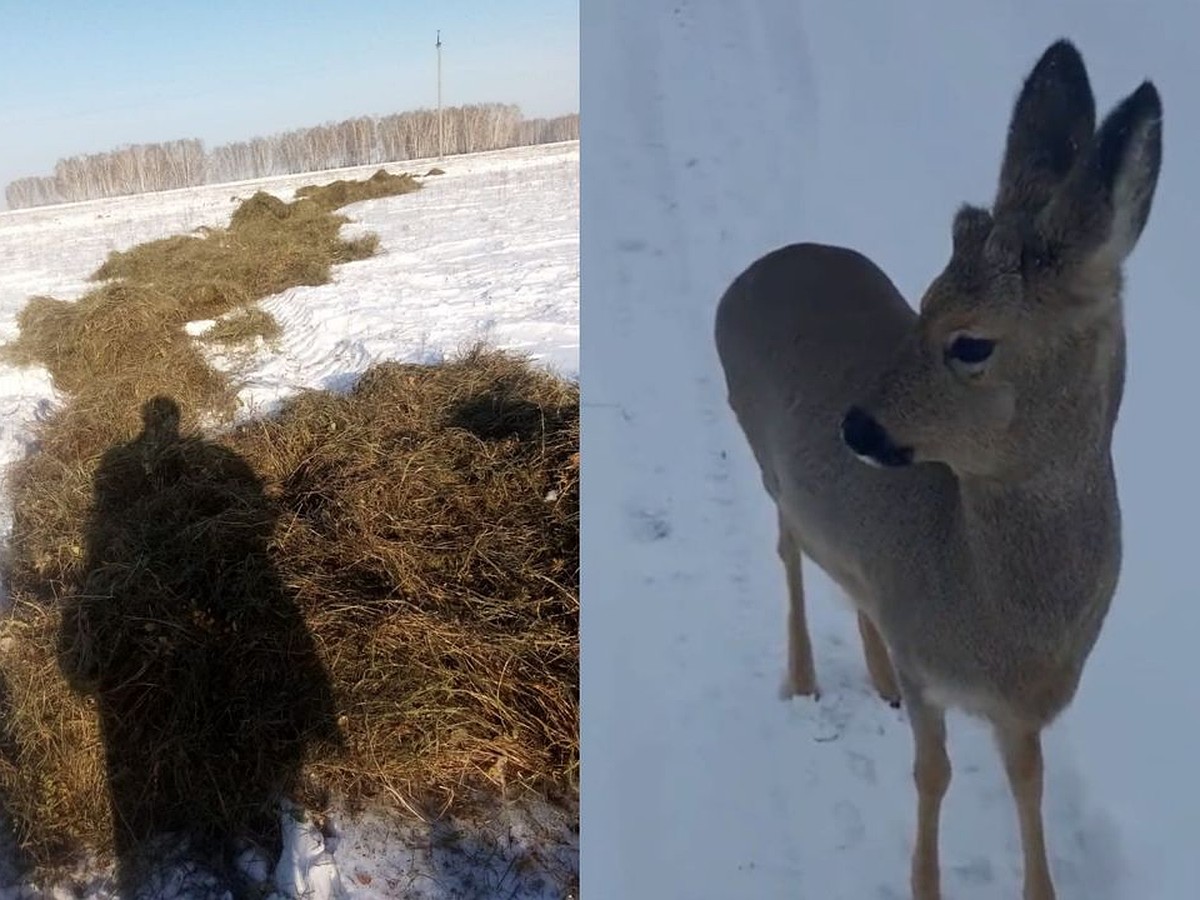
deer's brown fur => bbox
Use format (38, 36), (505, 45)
(714, 40), (1162, 900)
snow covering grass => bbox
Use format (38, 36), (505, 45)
(583, 3), (1198, 899)
(0, 141), (578, 898)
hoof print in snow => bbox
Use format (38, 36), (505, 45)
(631, 509), (671, 541)
(951, 857), (995, 885)
(847, 750), (877, 785)
(617, 238), (648, 253)
(833, 799), (865, 850)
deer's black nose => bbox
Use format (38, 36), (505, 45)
(841, 406), (913, 468)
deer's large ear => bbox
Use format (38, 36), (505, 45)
(1040, 81), (1162, 271)
(994, 40), (1096, 218)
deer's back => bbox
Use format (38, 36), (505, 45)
(715, 244), (954, 596)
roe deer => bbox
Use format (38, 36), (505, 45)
(714, 40), (1161, 900)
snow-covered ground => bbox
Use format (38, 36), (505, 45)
(0, 141), (578, 897)
(584, 3), (1199, 899)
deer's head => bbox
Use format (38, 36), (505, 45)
(842, 40), (1161, 480)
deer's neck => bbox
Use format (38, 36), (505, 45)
(954, 453), (1120, 604)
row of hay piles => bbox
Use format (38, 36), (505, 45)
(0, 168), (579, 870)
(2, 181), (413, 430)
(0, 175), (425, 653)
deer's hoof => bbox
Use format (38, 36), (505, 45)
(779, 671), (820, 701)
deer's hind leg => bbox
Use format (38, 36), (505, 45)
(776, 509), (817, 699)
(857, 611), (901, 708)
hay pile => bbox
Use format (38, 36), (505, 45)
(0, 169), (578, 872)
(93, 192), (379, 306)
(0, 350), (578, 866)
(294, 168), (421, 210)
(240, 351), (579, 798)
(2, 395), (342, 866)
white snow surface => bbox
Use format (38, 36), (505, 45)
(0, 142), (578, 898)
(583, 3), (1199, 900)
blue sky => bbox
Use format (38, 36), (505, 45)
(0, 0), (578, 192)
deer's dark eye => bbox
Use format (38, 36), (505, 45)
(946, 335), (995, 366)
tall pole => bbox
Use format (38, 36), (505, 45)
(436, 30), (444, 160)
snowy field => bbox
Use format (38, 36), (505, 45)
(584, 3), (1199, 900)
(0, 141), (578, 897)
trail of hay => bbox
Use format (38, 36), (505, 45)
(2, 172), (416, 459)
(0, 168), (422, 572)
(294, 168), (421, 211)
(93, 190), (383, 306)
(0, 166), (578, 874)
(0, 173), (421, 596)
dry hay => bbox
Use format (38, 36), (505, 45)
(5, 285), (234, 413)
(240, 350), (580, 802)
(91, 190), (385, 317)
(0, 180), (405, 613)
(294, 168), (421, 211)
(0, 161), (574, 877)
(0, 171), (415, 485)
(198, 307), (283, 347)
(0, 349), (578, 872)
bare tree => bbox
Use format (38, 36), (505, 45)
(5, 105), (580, 209)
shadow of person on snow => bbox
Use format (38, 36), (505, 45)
(57, 396), (342, 895)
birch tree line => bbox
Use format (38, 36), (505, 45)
(6, 104), (579, 209)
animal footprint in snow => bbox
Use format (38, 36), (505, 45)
(629, 507), (671, 541)
(833, 800), (865, 850)
(950, 856), (995, 885)
(847, 750), (877, 785)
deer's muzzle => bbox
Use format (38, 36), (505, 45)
(841, 406), (914, 468)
